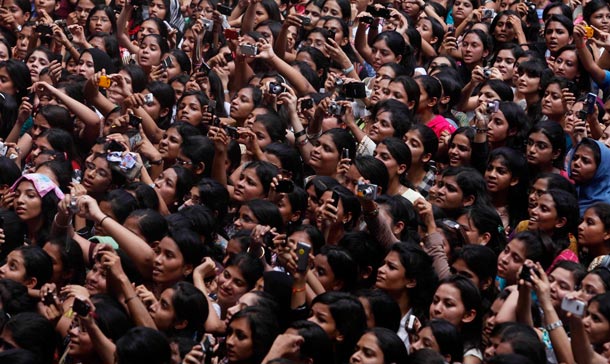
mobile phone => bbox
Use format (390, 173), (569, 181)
(224, 28), (239, 40)
(296, 241), (311, 272)
(330, 189), (340, 208)
(341, 148), (349, 159)
(326, 29), (336, 43)
(73, 298), (91, 316)
(55, 19), (73, 41)
(263, 231), (274, 247)
(561, 297), (586, 317)
(161, 57), (173, 69)
(239, 44), (258, 56)
(98, 75), (111, 88)
(43, 290), (55, 305)
(163, 20), (173, 31)
(447, 25), (455, 36)
(199, 61), (212, 75)
(0, 216), (4, 231)
(223, 125), (239, 139)
(268, 82), (286, 95)
(519, 265), (533, 282)
(301, 98), (314, 111)
(129, 114), (142, 128)
(217, 3), (233, 15)
(299, 15), (311, 25)
(361, 15), (373, 24)
(69, 195), (80, 214)
(276, 179), (295, 193)
(586, 92), (597, 114)
(342, 82), (366, 98)
(224, 52), (234, 62)
(107, 140), (125, 152)
(143, 93), (154, 105)
(202, 18), (214, 32)
(376, 6), (391, 18)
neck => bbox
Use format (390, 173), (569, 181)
(325, 223), (345, 245)
(407, 164), (426, 187)
(387, 177), (404, 196)
(26, 218), (44, 245)
(418, 111), (435, 124)
(588, 243), (610, 259)
(524, 92), (540, 106)
(392, 290), (412, 317)
(491, 190), (509, 207)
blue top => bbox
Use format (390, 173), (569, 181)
(568, 139), (610, 215)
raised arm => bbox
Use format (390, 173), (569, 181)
(574, 24), (607, 85)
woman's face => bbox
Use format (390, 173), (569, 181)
(85, 262), (107, 294)
(548, 267), (577, 309)
(578, 208), (610, 246)
(430, 283), (472, 327)
(0, 67), (15, 96)
(324, 19), (347, 46)
(313, 253), (339, 291)
(590, 6), (610, 33)
(4, 0), (29, 25)
(460, 33), (488, 65)
(88, 9), (112, 34)
(304, 3), (322, 30)
(149, 0), (167, 19)
(415, 78), (433, 114)
(26, 50), (50, 82)
(433, 175), (468, 210)
(416, 18), (436, 44)
(0, 43), (9, 62)
(138, 19), (161, 43)
(493, 49), (516, 81)
(516, 70), (540, 95)
(163, 54), (182, 80)
(322, 0), (343, 18)
(370, 78), (391, 106)
(252, 120), (273, 149)
(171, 80), (186, 102)
(43, 243), (65, 285)
(583, 301), (610, 345)
(77, 52), (96, 79)
(527, 177), (548, 213)
(226, 317), (254, 363)
(526, 131), (556, 168)
(411, 327), (441, 353)
(541, 83), (566, 118)
(233, 205), (259, 232)
(493, 15), (516, 42)
(485, 157), (516, 194)
(452, 0), (474, 23)
(230, 88), (255, 120)
(34, 0), (57, 15)
(181, 29), (196, 56)
(315, 189), (348, 230)
(554, 50), (579, 80)
(545, 21), (572, 53)
(478, 85), (501, 107)
(350, 332), (384, 364)
(226, 292), (260, 323)
(217, 265), (249, 308)
(447, 133), (472, 167)
(487, 110), (511, 146)
(177, 95), (203, 126)
(371, 39), (400, 71)
(153, 236), (188, 285)
(83, 156), (113, 193)
(0, 250), (30, 287)
(13, 181), (42, 222)
(68, 317), (94, 357)
(497, 238), (527, 283)
(158, 127), (183, 161)
(149, 288), (177, 331)
(309, 133), (341, 176)
(154, 168), (179, 206)
(403, 129), (427, 166)
(376, 251), (408, 293)
(528, 193), (560, 233)
(308, 302), (341, 339)
(368, 110), (395, 143)
(578, 273), (607, 302)
(233, 167), (265, 202)
(374, 143), (405, 180)
(253, 3), (269, 27)
(570, 145), (598, 184)
(138, 36), (163, 68)
(388, 81), (412, 110)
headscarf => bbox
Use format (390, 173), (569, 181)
(568, 139), (610, 215)
(10, 174), (65, 200)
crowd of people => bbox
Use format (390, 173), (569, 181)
(1, 0), (610, 362)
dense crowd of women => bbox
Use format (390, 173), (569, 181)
(1, 0), (610, 362)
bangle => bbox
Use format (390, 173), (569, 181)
(99, 215), (110, 227)
(247, 246), (265, 259)
(293, 129), (307, 139)
(149, 158), (163, 165)
(296, 137), (309, 146)
(545, 320), (563, 331)
(292, 286), (306, 294)
(475, 127), (488, 134)
(306, 128), (322, 140)
(53, 214), (71, 228)
(342, 65), (355, 75)
(124, 295), (138, 304)
(224, 90), (230, 94)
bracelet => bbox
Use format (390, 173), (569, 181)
(124, 295), (138, 304)
(224, 90), (230, 94)
(149, 158), (163, 165)
(342, 65), (355, 75)
(306, 128), (322, 140)
(53, 214), (71, 228)
(475, 127), (488, 134)
(293, 129), (307, 139)
(545, 320), (563, 331)
(292, 286), (306, 294)
(247, 246), (265, 259)
(99, 215), (110, 227)
(296, 137), (309, 146)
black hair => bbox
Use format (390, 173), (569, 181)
(366, 327), (410, 363)
(2, 313), (55, 364)
(288, 320), (333, 364)
(242, 160), (280, 196)
(371, 99), (414, 139)
(115, 327), (172, 364)
(124, 182), (160, 210)
(244, 199), (284, 231)
(228, 306), (280, 363)
(12, 246), (53, 289)
(425, 319), (463, 363)
(37, 105), (73, 134)
(353, 289), (401, 331)
(181, 135), (214, 178)
(352, 156), (389, 195)
(487, 147), (529, 228)
(195, 178), (230, 225)
(0, 60), (32, 101)
(170, 281), (209, 341)
(42, 237), (86, 285)
(101, 189), (139, 224)
(226, 253), (264, 290)
(264, 143), (305, 187)
(147, 81), (176, 130)
(166, 228), (206, 269)
(318, 244), (358, 291)
(178, 204), (217, 244)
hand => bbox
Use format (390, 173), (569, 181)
(61, 284), (90, 299)
(17, 97), (33, 124)
(134, 124), (161, 161)
(414, 198), (436, 231)
(0, 8), (17, 29)
(265, 334), (304, 360)
(471, 65), (487, 84)
(254, 38), (276, 60)
(98, 248), (127, 281)
(208, 126), (230, 152)
(183, 344), (205, 364)
(149, 64), (167, 82)
(68, 24), (87, 46)
(316, 196), (339, 225)
(0, 191), (15, 209)
(109, 73), (132, 98)
(76, 195), (105, 222)
(562, 88), (576, 109)
(325, 38), (352, 71)
(135, 285), (157, 308)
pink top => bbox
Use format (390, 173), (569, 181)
(427, 115), (457, 138)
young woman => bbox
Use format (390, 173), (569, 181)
(350, 328), (409, 364)
(576, 266), (610, 303)
(153, 165), (195, 213)
(496, 231), (548, 287)
(137, 34), (170, 76)
(374, 137), (422, 202)
(515, 60), (546, 122)
(355, 99), (412, 156)
(484, 148), (528, 232)
(414, 75), (456, 138)
(411, 319), (463, 364)
(486, 102), (530, 152)
(569, 138), (610, 215)
(403, 124), (438, 198)
(431, 167), (492, 218)
(312, 245), (357, 292)
(578, 203), (610, 264)
(307, 128), (356, 178)
(429, 275), (483, 364)
(447, 127), (475, 168)
(541, 77), (578, 126)
(491, 43), (524, 87)
(526, 121), (567, 178)
(216, 253), (264, 319)
(544, 14), (573, 58)
(0, 245), (52, 289)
